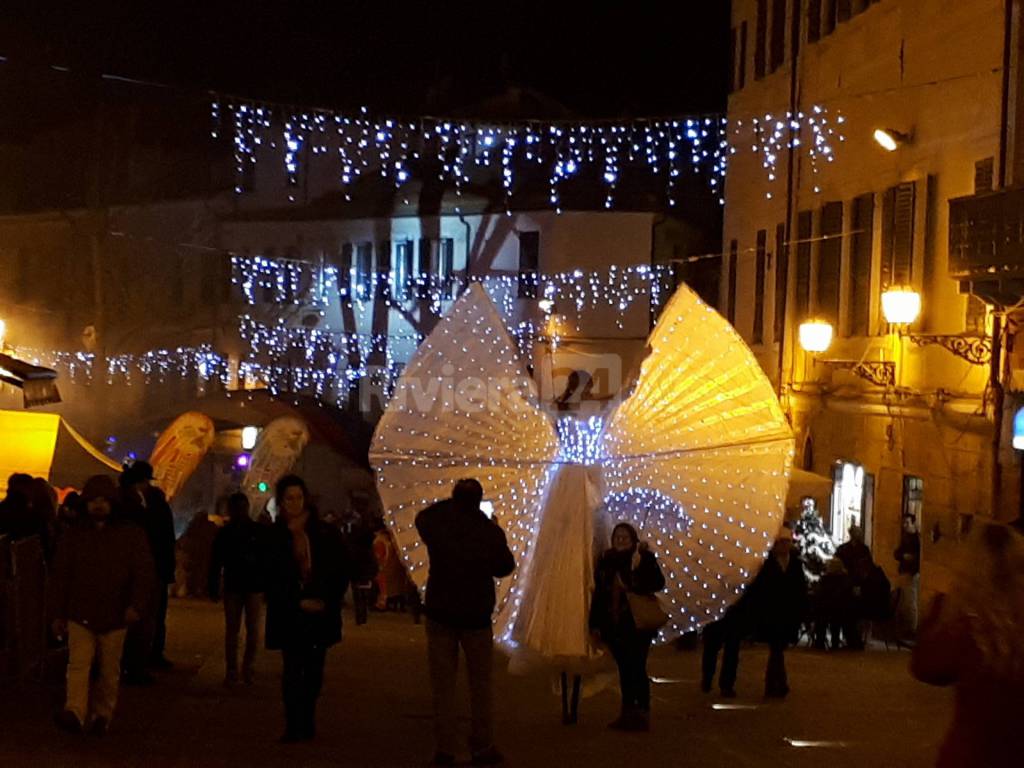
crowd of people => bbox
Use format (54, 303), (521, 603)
(4, 467), (1023, 767)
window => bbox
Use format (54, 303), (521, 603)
(796, 211), (812, 319)
(774, 223), (788, 343)
(822, 0), (837, 36)
(881, 181), (916, 289)
(355, 242), (373, 299)
(730, 28), (738, 93)
(439, 237), (455, 298)
(817, 202), (843, 323)
(770, 0), (787, 72)
(850, 194), (874, 336)
(376, 241), (391, 299)
(393, 240), (414, 300)
(727, 240), (738, 325)
(902, 475), (924, 532)
(518, 231), (540, 298)
(417, 238), (434, 299)
(738, 22), (748, 89)
(975, 157), (995, 194)
(807, 0), (821, 42)
(755, 0), (768, 80)
(965, 295), (988, 334)
(753, 230), (767, 343)
(831, 461), (874, 546)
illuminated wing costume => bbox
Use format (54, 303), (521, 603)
(370, 282), (792, 651)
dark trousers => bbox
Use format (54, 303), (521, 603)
(426, 619), (495, 756)
(281, 645), (327, 738)
(702, 618), (741, 692)
(765, 639), (789, 697)
(607, 633), (653, 713)
(224, 592), (262, 675)
(151, 585), (169, 661)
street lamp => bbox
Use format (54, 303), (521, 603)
(873, 128), (912, 152)
(799, 319), (834, 353)
(881, 287), (922, 326)
(241, 425), (259, 450)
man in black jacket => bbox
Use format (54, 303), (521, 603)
(415, 479), (515, 768)
(209, 492), (267, 686)
(119, 461), (177, 683)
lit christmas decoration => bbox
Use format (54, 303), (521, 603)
(212, 98), (728, 209)
(369, 282), (794, 644)
(730, 106), (845, 199)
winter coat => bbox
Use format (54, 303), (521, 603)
(208, 518), (269, 598)
(589, 547), (666, 640)
(835, 540), (874, 585)
(50, 519), (155, 634)
(746, 553), (808, 644)
(119, 486), (177, 585)
(894, 531), (921, 575)
(265, 516), (351, 650)
(415, 499), (516, 630)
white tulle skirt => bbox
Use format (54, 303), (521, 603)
(509, 462), (612, 674)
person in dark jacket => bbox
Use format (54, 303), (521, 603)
(894, 516), (921, 640)
(415, 479), (515, 768)
(50, 475), (154, 735)
(835, 524), (874, 650)
(209, 493), (266, 686)
(589, 522), (666, 732)
(119, 461), (177, 682)
(0, 473), (48, 544)
(701, 601), (747, 697)
(748, 527), (808, 698)
(265, 475), (351, 743)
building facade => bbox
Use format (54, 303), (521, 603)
(724, 0), (1017, 593)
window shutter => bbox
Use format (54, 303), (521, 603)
(850, 194), (874, 336)
(770, 0), (787, 72)
(755, 0), (768, 80)
(754, 230), (767, 343)
(817, 202), (843, 323)
(739, 22), (748, 88)
(807, 0), (822, 43)
(837, 0), (852, 23)
(974, 158), (994, 194)
(882, 182), (916, 287)
(774, 223), (788, 342)
(727, 240), (738, 325)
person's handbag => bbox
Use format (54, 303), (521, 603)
(626, 591), (670, 632)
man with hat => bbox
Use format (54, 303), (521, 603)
(50, 475), (153, 735)
(119, 460), (177, 683)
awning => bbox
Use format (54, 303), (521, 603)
(0, 410), (121, 495)
(0, 353), (61, 408)
(786, 468), (834, 507)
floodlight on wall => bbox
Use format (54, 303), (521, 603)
(881, 287), (921, 325)
(799, 319), (834, 353)
(873, 128), (912, 152)
(241, 425), (259, 450)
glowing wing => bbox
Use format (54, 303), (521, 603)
(150, 412), (215, 500)
(369, 283), (558, 636)
(603, 283), (794, 639)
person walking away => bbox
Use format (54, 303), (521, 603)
(50, 475), (153, 735)
(835, 524), (874, 650)
(701, 592), (751, 697)
(748, 527), (808, 698)
(894, 515), (921, 642)
(416, 479), (515, 767)
(209, 493), (267, 686)
(589, 523), (667, 731)
(912, 522), (1024, 767)
(265, 475), (350, 743)
(119, 461), (177, 682)
(183, 509), (219, 597)
(337, 508), (377, 625)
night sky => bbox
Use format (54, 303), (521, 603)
(1, 2), (731, 118)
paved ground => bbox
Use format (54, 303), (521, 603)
(0, 598), (952, 767)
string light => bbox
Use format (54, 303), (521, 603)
(213, 99), (728, 210)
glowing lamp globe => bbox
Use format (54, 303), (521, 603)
(873, 129), (899, 152)
(799, 320), (834, 353)
(882, 288), (921, 325)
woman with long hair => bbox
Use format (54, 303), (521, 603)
(911, 521), (1024, 767)
(264, 475), (351, 743)
(589, 522), (666, 732)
